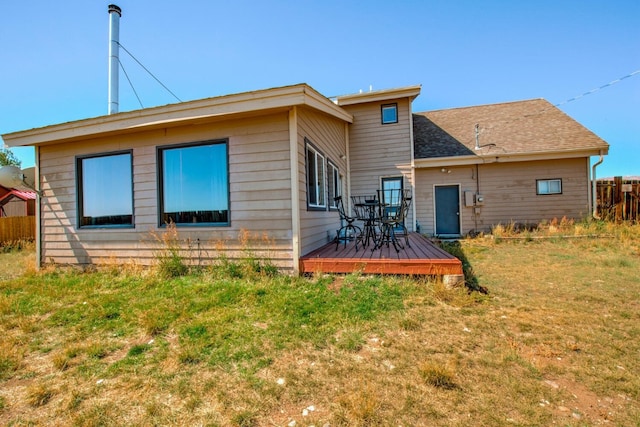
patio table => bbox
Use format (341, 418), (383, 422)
(352, 196), (384, 249)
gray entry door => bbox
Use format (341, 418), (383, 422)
(435, 185), (460, 235)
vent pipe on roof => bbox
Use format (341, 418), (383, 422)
(108, 4), (122, 115)
(474, 123), (480, 150)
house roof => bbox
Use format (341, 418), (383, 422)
(2, 84), (354, 147)
(413, 99), (609, 166)
(0, 188), (36, 204)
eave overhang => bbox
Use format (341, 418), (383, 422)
(335, 85), (422, 106)
(2, 84), (353, 147)
(414, 147), (609, 168)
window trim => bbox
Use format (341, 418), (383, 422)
(76, 149), (134, 229)
(381, 176), (403, 192)
(381, 103), (398, 124)
(536, 178), (563, 195)
(156, 139), (230, 227)
(381, 176), (405, 230)
(305, 139), (327, 211)
(327, 159), (341, 211)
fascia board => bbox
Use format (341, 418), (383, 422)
(336, 85), (422, 106)
(303, 86), (354, 123)
(3, 84), (352, 147)
(414, 156), (481, 168)
(414, 148), (609, 168)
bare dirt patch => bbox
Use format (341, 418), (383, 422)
(542, 376), (633, 425)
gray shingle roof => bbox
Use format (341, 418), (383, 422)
(413, 99), (609, 159)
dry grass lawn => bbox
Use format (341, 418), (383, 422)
(0, 222), (639, 426)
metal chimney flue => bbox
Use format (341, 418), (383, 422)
(108, 4), (122, 114)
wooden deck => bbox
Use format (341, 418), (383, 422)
(299, 233), (463, 276)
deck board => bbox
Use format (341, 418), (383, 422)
(300, 233), (463, 276)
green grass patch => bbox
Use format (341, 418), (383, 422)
(1, 223), (639, 425)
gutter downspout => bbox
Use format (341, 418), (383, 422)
(591, 152), (604, 219)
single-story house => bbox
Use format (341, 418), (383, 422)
(0, 185), (36, 217)
(1, 83), (609, 273)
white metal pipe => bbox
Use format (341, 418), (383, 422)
(108, 4), (122, 115)
(474, 123), (480, 150)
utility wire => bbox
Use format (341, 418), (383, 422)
(116, 41), (182, 103)
(118, 59), (144, 109)
(470, 68), (640, 148)
(554, 68), (640, 108)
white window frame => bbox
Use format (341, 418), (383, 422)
(537, 178), (562, 195)
(305, 140), (326, 209)
(328, 160), (342, 210)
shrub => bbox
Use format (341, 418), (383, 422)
(26, 383), (55, 407)
(419, 360), (457, 389)
(151, 222), (189, 278)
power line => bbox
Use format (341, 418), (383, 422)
(116, 42), (182, 104)
(458, 68), (640, 150)
(554, 68), (640, 108)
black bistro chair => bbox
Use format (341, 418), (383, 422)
(374, 188), (409, 252)
(333, 196), (361, 250)
(395, 189), (412, 248)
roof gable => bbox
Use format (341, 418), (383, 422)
(414, 99), (609, 162)
(0, 189), (36, 204)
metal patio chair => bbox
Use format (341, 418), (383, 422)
(333, 196), (361, 250)
(373, 188), (408, 252)
(395, 189), (412, 248)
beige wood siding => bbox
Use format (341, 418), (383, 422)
(415, 158), (591, 235)
(38, 112), (297, 270)
(296, 107), (348, 256)
(342, 98), (414, 230)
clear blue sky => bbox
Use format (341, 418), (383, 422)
(2, 0), (638, 178)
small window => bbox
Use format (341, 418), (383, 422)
(381, 176), (403, 205)
(537, 179), (562, 195)
(77, 151), (133, 228)
(158, 140), (229, 226)
(305, 140), (326, 209)
(381, 103), (398, 124)
(328, 160), (342, 210)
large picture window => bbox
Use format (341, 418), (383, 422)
(77, 151), (133, 228)
(305, 140), (326, 209)
(158, 140), (229, 226)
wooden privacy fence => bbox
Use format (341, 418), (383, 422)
(0, 216), (36, 244)
(596, 177), (640, 222)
